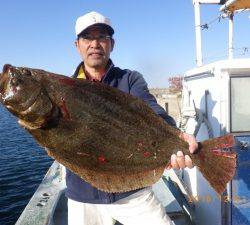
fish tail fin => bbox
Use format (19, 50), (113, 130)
(195, 134), (236, 194)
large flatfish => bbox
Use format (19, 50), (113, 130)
(0, 64), (236, 193)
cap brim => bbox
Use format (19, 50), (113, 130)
(78, 23), (114, 37)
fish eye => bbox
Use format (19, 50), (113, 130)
(21, 68), (32, 76)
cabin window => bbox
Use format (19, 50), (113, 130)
(230, 76), (250, 132)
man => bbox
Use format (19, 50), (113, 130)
(66, 11), (197, 225)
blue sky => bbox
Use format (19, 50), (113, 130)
(0, 0), (249, 87)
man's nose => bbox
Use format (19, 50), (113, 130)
(90, 39), (101, 48)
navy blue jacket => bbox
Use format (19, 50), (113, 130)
(65, 60), (176, 204)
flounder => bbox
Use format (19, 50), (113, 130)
(0, 64), (236, 193)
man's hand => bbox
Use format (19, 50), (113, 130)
(168, 132), (198, 170)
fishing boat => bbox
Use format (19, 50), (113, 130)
(15, 1), (250, 224)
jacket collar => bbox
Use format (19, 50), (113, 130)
(73, 59), (114, 82)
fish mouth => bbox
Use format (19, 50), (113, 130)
(5, 89), (42, 115)
(8, 87), (55, 130)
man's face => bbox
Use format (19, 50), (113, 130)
(75, 26), (114, 70)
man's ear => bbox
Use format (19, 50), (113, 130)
(75, 40), (78, 48)
(111, 38), (115, 52)
(75, 40), (81, 53)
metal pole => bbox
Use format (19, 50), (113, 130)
(228, 13), (234, 59)
(193, 0), (203, 66)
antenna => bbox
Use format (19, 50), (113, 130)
(228, 13), (234, 59)
(219, 1), (250, 59)
(193, 0), (250, 65)
(192, 0), (226, 66)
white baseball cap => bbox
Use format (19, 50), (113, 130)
(75, 11), (114, 37)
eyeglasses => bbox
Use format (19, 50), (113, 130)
(79, 34), (112, 43)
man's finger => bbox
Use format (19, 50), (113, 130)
(189, 137), (198, 154)
(185, 155), (193, 168)
(176, 151), (185, 168)
(179, 132), (198, 154)
(171, 154), (180, 170)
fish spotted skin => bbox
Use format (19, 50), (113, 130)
(0, 65), (236, 193)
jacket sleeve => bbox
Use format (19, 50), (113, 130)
(129, 71), (176, 127)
